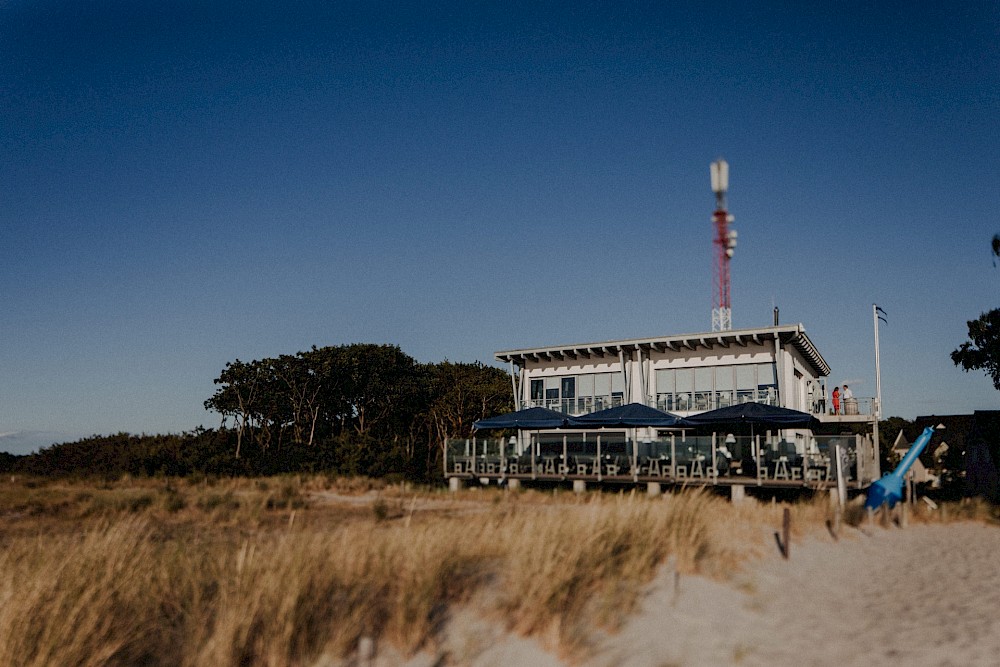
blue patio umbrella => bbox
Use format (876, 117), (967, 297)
(681, 401), (819, 430)
(569, 403), (686, 481)
(472, 406), (570, 431)
(568, 402), (687, 428)
(682, 402), (818, 482)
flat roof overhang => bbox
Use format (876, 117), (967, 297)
(496, 324), (831, 377)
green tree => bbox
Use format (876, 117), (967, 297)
(951, 235), (1000, 390)
(952, 310), (1000, 390)
(204, 359), (271, 458)
(425, 361), (513, 472)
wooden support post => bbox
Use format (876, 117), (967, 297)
(782, 507), (791, 559)
(731, 484), (745, 504)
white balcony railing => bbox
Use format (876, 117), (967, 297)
(523, 395), (624, 415)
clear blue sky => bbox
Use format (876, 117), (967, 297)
(2, 1), (998, 454)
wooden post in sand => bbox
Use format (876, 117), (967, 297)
(782, 508), (790, 559)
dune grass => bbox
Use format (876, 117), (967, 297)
(0, 476), (993, 666)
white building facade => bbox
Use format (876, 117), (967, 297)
(444, 323), (880, 488)
(497, 324), (831, 420)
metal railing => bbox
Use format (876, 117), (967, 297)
(522, 395), (625, 415)
(810, 396), (876, 417)
(655, 388), (779, 413)
(445, 431), (875, 486)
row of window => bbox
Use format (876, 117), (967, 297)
(529, 364), (778, 405)
(654, 364), (776, 394)
(529, 372), (625, 402)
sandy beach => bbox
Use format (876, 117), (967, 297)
(409, 522), (1000, 667)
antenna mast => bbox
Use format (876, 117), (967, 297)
(710, 159), (737, 331)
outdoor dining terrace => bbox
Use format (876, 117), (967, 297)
(444, 432), (872, 491)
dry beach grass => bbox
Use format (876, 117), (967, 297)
(0, 476), (994, 666)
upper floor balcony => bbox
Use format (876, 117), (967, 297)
(523, 390), (877, 422)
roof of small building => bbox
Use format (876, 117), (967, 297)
(495, 324), (831, 377)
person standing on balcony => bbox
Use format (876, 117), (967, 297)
(832, 386), (841, 415)
(842, 384), (855, 415)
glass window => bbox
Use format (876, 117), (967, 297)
(735, 365), (756, 390)
(595, 373), (611, 396)
(577, 373), (595, 398)
(716, 366), (734, 390)
(544, 376), (559, 390)
(655, 369), (674, 394)
(757, 363), (776, 387)
(675, 368), (693, 393)
(694, 367), (714, 392)
(530, 380), (543, 401)
(611, 372), (625, 394)
(561, 377), (575, 398)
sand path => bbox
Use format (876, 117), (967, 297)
(391, 522), (1000, 667)
(587, 522), (1000, 667)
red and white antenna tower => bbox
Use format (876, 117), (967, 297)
(710, 159), (737, 331)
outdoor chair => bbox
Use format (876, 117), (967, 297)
(690, 456), (705, 478)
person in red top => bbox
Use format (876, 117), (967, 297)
(832, 386), (841, 415)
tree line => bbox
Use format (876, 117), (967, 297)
(2, 344), (513, 480)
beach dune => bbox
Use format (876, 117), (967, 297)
(421, 522), (1000, 667)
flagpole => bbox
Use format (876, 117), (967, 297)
(873, 304), (884, 418)
(873, 303), (885, 480)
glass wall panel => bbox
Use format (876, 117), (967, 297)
(716, 366), (734, 390)
(676, 368), (693, 392)
(694, 367), (714, 410)
(757, 363), (777, 404)
(694, 367), (713, 391)
(735, 365), (755, 389)
(675, 369), (693, 410)
(595, 373), (611, 396)
(715, 366), (734, 408)
(655, 369), (674, 394)
(531, 380), (543, 401)
(561, 377), (576, 413)
(735, 365), (756, 403)
(561, 377), (576, 398)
